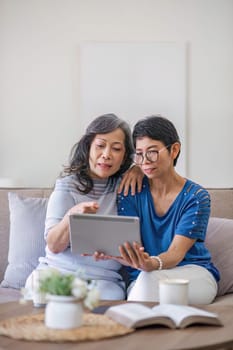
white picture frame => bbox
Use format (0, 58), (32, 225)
(80, 42), (187, 175)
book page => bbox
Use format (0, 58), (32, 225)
(106, 303), (175, 328)
(108, 303), (155, 320)
(105, 303), (221, 329)
(151, 304), (220, 328)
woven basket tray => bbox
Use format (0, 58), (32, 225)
(0, 312), (134, 342)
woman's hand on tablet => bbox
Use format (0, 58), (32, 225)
(93, 242), (155, 272)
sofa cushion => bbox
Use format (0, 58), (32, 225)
(0, 192), (47, 289)
(206, 217), (233, 297)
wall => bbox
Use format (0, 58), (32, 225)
(0, 0), (232, 187)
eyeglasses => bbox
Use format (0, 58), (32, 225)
(133, 145), (171, 165)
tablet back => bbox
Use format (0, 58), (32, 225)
(69, 213), (141, 256)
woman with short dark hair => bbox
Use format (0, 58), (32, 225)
(98, 115), (219, 304)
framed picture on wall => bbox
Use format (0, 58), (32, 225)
(79, 41), (187, 176)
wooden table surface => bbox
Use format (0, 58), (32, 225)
(0, 301), (233, 350)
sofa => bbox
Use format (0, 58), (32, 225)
(0, 187), (233, 304)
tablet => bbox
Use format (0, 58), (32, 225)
(69, 213), (141, 256)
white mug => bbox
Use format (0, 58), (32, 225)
(159, 278), (189, 305)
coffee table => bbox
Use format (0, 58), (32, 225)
(0, 301), (233, 350)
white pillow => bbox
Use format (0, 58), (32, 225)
(1, 192), (47, 289)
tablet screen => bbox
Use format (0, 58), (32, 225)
(69, 213), (141, 256)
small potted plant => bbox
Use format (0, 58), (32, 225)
(38, 268), (100, 329)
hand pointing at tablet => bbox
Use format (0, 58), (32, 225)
(68, 201), (99, 215)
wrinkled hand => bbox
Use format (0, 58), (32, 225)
(118, 242), (155, 271)
(68, 201), (99, 215)
(118, 165), (144, 196)
(94, 242), (155, 272)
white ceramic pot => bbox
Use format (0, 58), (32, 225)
(45, 295), (83, 329)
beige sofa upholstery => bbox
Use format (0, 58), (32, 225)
(0, 187), (232, 304)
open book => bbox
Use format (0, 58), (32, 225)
(104, 303), (222, 329)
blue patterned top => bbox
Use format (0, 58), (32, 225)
(118, 177), (220, 283)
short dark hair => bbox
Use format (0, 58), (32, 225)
(132, 115), (181, 166)
(63, 114), (134, 193)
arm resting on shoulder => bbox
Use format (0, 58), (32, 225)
(118, 165), (144, 196)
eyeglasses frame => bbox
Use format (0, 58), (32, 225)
(133, 144), (172, 165)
